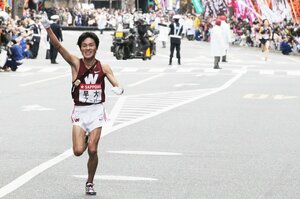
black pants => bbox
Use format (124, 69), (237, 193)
(170, 42), (181, 58)
(50, 43), (58, 63)
(140, 37), (150, 52)
(31, 36), (40, 58)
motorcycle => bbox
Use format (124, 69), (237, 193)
(111, 27), (157, 60)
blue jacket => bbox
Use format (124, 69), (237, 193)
(280, 41), (293, 55)
(10, 44), (23, 61)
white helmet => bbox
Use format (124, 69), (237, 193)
(173, 15), (181, 20)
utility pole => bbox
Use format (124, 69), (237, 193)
(109, 0), (112, 9)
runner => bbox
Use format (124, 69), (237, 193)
(41, 13), (124, 195)
(259, 19), (272, 61)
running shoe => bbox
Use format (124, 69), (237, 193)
(86, 182), (96, 195)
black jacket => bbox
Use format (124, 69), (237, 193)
(169, 22), (183, 44)
(48, 22), (63, 42)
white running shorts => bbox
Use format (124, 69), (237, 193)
(71, 103), (106, 133)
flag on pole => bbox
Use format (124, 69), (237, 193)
(192, 0), (204, 14)
(257, 0), (282, 23)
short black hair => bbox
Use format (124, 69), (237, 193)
(262, 19), (269, 24)
(77, 32), (100, 49)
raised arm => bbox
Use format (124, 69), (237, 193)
(41, 13), (78, 68)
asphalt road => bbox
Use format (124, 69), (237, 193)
(0, 30), (300, 199)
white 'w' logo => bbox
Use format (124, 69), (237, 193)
(84, 74), (99, 84)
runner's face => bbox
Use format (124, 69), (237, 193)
(80, 38), (97, 59)
(264, 20), (269, 26)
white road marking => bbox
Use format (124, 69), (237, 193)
(203, 68), (220, 73)
(176, 68), (193, 72)
(120, 68), (138, 72)
(107, 151), (182, 156)
(174, 83), (199, 88)
(273, 95), (298, 100)
(73, 175), (158, 181)
(127, 73), (164, 87)
(0, 149), (73, 198)
(0, 100), (126, 198)
(22, 104), (54, 111)
(260, 70), (275, 75)
(244, 94), (298, 100)
(17, 67), (33, 72)
(243, 94), (269, 99)
(0, 70), (245, 198)
(148, 68), (166, 73)
(38, 67), (61, 73)
(102, 96), (127, 137)
(110, 71), (246, 133)
(19, 73), (69, 87)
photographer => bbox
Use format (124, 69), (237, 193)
(2, 39), (23, 71)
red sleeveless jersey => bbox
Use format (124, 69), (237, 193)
(72, 59), (106, 105)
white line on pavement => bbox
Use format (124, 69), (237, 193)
(107, 151), (182, 156)
(17, 67), (34, 72)
(19, 73), (70, 87)
(0, 149), (73, 198)
(110, 71), (245, 133)
(73, 175), (158, 181)
(260, 70), (275, 75)
(38, 67), (62, 73)
(148, 68), (166, 73)
(127, 73), (164, 87)
(0, 70), (245, 198)
(0, 98), (124, 198)
(102, 96), (127, 137)
(120, 68), (139, 72)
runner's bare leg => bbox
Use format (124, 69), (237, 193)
(87, 127), (102, 183)
(72, 126), (87, 156)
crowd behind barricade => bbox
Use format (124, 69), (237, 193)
(0, 7), (299, 72)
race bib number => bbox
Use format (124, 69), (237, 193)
(79, 84), (102, 103)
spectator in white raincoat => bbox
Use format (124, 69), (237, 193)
(210, 19), (226, 69)
(220, 16), (231, 62)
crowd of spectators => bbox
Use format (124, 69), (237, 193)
(52, 6), (299, 55)
(0, 9), (42, 71)
(0, 6), (299, 72)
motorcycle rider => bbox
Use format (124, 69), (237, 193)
(136, 18), (150, 56)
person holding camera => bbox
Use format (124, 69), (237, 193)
(2, 39), (23, 71)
